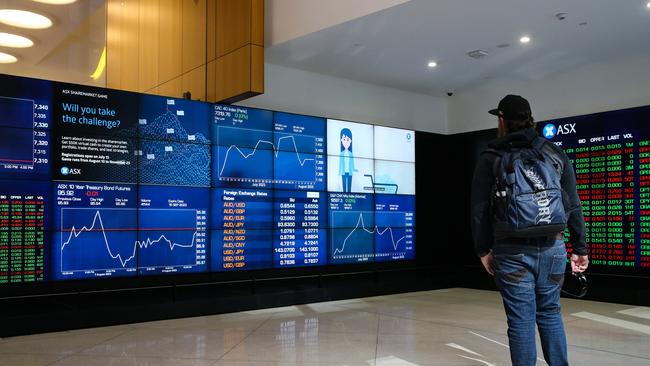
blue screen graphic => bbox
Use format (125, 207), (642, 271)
(137, 186), (208, 275)
(375, 195), (415, 261)
(53, 182), (138, 279)
(139, 140), (211, 186)
(273, 112), (326, 190)
(52, 84), (138, 184)
(273, 190), (327, 268)
(0, 75), (52, 181)
(211, 188), (273, 270)
(139, 94), (211, 144)
(214, 106), (326, 190)
(328, 193), (375, 264)
(0, 74), (418, 285)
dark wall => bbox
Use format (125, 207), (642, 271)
(445, 128), (497, 266)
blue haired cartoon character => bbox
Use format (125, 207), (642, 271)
(338, 128), (358, 192)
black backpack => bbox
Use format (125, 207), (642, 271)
(485, 137), (568, 239)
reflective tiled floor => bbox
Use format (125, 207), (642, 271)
(1, 288), (649, 365)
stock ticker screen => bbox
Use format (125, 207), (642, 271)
(0, 73), (417, 284)
(541, 105), (650, 271)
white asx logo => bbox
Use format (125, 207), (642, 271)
(543, 123), (576, 139)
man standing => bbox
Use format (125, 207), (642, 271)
(470, 95), (589, 366)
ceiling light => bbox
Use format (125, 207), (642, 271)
(0, 9), (53, 29)
(519, 36), (531, 44)
(32, 0), (77, 4)
(427, 61), (437, 68)
(647, 2), (650, 8)
(90, 47), (107, 80)
(0, 32), (33, 48)
(0, 51), (18, 63)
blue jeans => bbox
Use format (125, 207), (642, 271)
(493, 239), (568, 366)
(342, 173), (352, 192)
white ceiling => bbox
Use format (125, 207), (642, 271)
(265, 0), (410, 46)
(0, 0), (105, 86)
(266, 0), (650, 97)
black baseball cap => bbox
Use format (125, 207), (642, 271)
(488, 94), (532, 119)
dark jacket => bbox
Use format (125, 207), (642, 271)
(470, 127), (587, 257)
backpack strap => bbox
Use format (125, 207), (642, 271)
(481, 148), (502, 179)
(531, 136), (565, 175)
(530, 136), (547, 151)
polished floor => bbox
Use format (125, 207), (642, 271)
(1, 288), (649, 365)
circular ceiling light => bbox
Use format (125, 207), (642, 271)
(519, 36), (531, 44)
(427, 61), (438, 68)
(647, 1), (650, 8)
(0, 9), (53, 29)
(0, 32), (34, 48)
(32, 0), (77, 4)
(0, 51), (18, 63)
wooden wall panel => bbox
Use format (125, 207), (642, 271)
(106, 0), (122, 89)
(206, 60), (216, 102)
(182, 0), (207, 73)
(158, 76), (182, 98)
(120, 0), (140, 92)
(206, 0), (217, 61)
(182, 66), (206, 101)
(138, 0), (159, 92)
(251, 45), (264, 93)
(107, 0), (264, 102)
(158, 0), (183, 83)
(216, 0), (251, 57)
(215, 45), (251, 102)
(251, 0), (264, 46)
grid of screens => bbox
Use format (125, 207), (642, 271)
(542, 106), (650, 272)
(0, 73), (416, 283)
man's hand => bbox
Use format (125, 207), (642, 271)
(480, 252), (494, 276)
(571, 254), (589, 273)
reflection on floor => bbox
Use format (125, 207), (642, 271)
(1, 288), (649, 365)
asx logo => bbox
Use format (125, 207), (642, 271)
(543, 123), (576, 139)
(60, 167), (81, 175)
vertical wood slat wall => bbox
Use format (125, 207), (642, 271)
(107, 0), (263, 103)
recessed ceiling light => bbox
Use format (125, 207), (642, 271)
(647, 1), (650, 8)
(427, 61), (437, 68)
(520, 36), (531, 44)
(0, 32), (33, 48)
(32, 0), (77, 4)
(0, 51), (18, 63)
(0, 9), (53, 29)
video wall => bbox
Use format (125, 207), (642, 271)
(0, 74), (416, 284)
(542, 105), (650, 271)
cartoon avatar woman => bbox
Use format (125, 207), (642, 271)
(338, 128), (358, 192)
